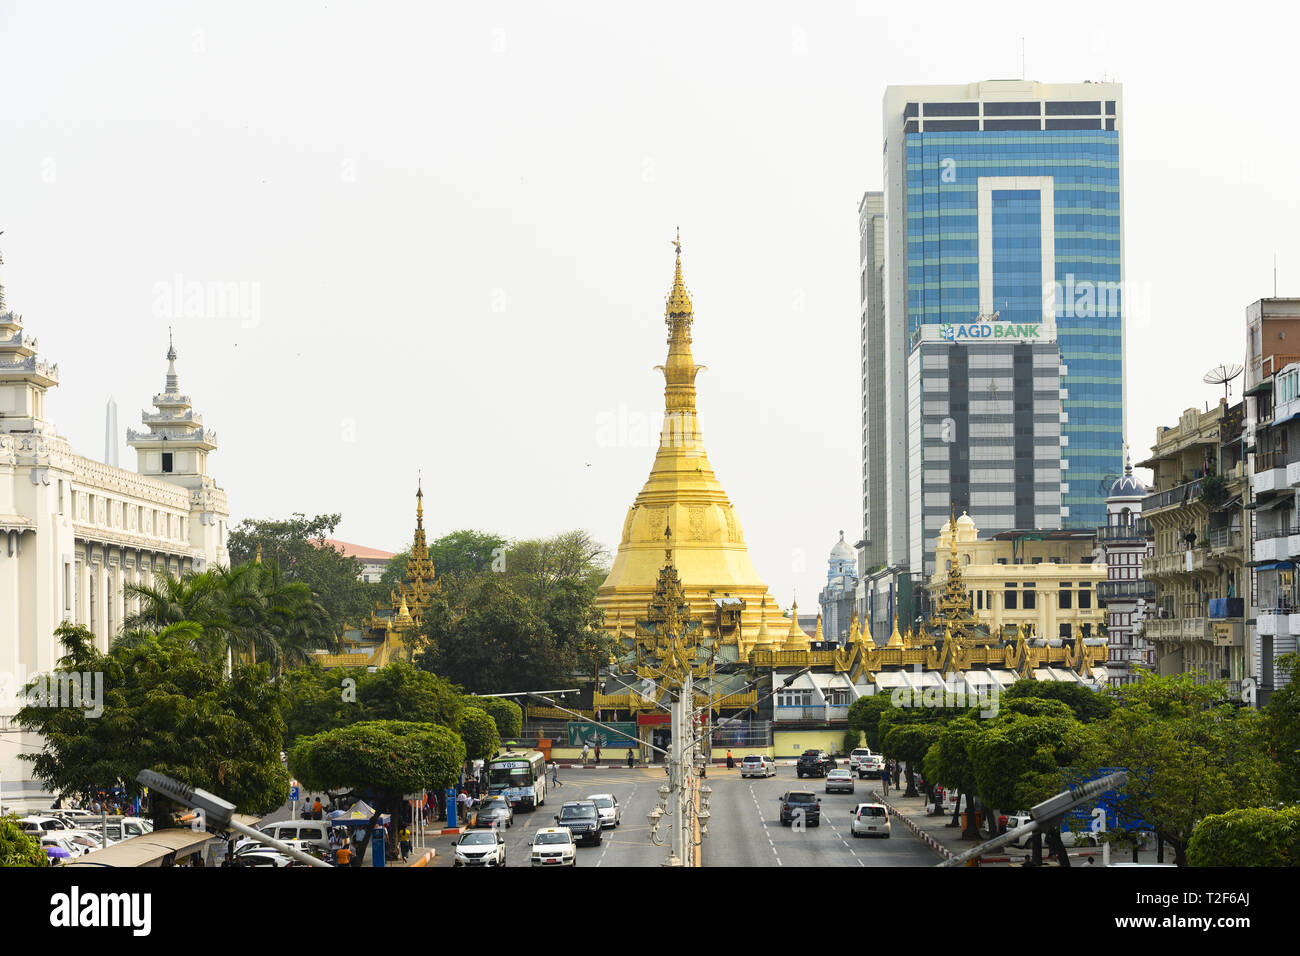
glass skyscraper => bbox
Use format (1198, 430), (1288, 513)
(861, 81), (1125, 608)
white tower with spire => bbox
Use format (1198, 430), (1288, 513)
(0, 240), (230, 809)
(104, 397), (118, 468)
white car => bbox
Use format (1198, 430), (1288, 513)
(855, 753), (885, 778)
(850, 803), (891, 838)
(825, 769), (856, 794)
(740, 755), (777, 778)
(454, 829), (506, 867)
(587, 793), (621, 829)
(531, 827), (577, 867)
(40, 835), (87, 861)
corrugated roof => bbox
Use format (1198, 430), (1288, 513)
(315, 539), (397, 561)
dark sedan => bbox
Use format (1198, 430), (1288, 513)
(469, 797), (514, 829)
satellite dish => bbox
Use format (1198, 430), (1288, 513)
(1203, 363), (1244, 401)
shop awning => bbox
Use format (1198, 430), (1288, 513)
(1243, 379), (1273, 397)
(1254, 561), (1296, 571)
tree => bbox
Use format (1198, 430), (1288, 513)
(503, 530), (610, 600)
(123, 570), (231, 644)
(416, 576), (572, 693)
(1091, 671), (1276, 866)
(1264, 653), (1300, 802)
(457, 708), (500, 762)
(931, 716), (986, 839)
(846, 695), (895, 752)
(0, 815), (45, 867)
(383, 529), (509, 592)
(219, 560), (334, 672)
(970, 713), (1098, 861)
(1187, 806), (1300, 867)
(1003, 678), (1114, 723)
(882, 724), (943, 798)
(227, 513), (374, 627)
(476, 696), (524, 739)
(290, 719), (465, 847)
(18, 623), (288, 816)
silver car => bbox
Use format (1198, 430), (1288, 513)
(825, 769), (855, 794)
(587, 793), (621, 829)
(851, 803), (891, 838)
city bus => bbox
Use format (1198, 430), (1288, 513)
(485, 750), (547, 810)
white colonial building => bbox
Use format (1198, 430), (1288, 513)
(1096, 455), (1154, 686)
(0, 247), (229, 808)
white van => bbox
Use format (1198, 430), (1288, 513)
(236, 819), (332, 854)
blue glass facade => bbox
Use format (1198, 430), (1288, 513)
(904, 129), (1122, 530)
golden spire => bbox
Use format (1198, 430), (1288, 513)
(666, 227), (693, 318)
(416, 471), (424, 531)
(783, 596), (811, 650)
(813, 613), (824, 642)
(887, 615), (904, 648)
(255, 542), (262, 564)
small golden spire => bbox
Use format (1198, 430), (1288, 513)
(813, 613), (824, 642)
(887, 615), (904, 648)
(416, 472), (424, 530)
(255, 542), (263, 564)
(666, 228), (693, 318)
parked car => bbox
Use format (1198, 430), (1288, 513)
(469, 797), (514, 830)
(779, 791), (821, 827)
(825, 769), (855, 794)
(854, 751), (885, 777)
(740, 755), (777, 778)
(40, 835), (86, 861)
(587, 793), (621, 829)
(531, 827), (577, 867)
(1004, 812), (1098, 848)
(454, 829), (507, 867)
(796, 750), (835, 778)
(234, 820), (330, 854)
(234, 845), (298, 867)
(850, 803), (891, 838)
(555, 801), (602, 846)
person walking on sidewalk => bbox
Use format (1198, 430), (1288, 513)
(726, 749), (735, 770)
(879, 765), (890, 797)
(594, 743), (602, 767)
(892, 760), (901, 789)
(626, 748), (635, 768)
(549, 760), (563, 787)
(580, 742), (590, 766)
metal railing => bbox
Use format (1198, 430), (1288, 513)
(1255, 524), (1299, 541)
(1096, 519), (1153, 543)
(1209, 528), (1244, 549)
(1256, 449), (1291, 472)
(1097, 580), (1155, 602)
(1142, 479), (1202, 513)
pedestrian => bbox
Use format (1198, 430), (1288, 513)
(549, 759), (563, 787)
(892, 760), (901, 788)
(457, 788), (472, 824)
(336, 838), (352, 867)
(312, 796), (323, 821)
(400, 825), (412, 863)
(879, 765), (890, 797)
(626, 748), (635, 768)
(726, 749), (735, 770)
(580, 741), (590, 766)
(594, 743), (601, 766)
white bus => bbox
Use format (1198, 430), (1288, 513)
(485, 750), (547, 810)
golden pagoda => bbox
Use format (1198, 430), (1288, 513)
(595, 233), (779, 658)
(322, 481), (439, 669)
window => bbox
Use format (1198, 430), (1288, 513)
(1004, 589), (1018, 610)
(1079, 589), (1092, 609)
(162, 452), (174, 473)
(1059, 588), (1073, 610)
(1022, 588), (1037, 609)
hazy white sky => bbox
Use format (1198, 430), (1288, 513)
(3, 2), (1298, 611)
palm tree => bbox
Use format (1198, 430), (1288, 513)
(219, 561), (334, 674)
(111, 621), (216, 657)
(124, 571), (231, 637)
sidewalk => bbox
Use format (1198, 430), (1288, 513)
(868, 788), (1109, 867)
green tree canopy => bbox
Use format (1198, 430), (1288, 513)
(1003, 678), (1114, 722)
(0, 815), (46, 867)
(475, 696), (524, 739)
(19, 623), (287, 815)
(847, 695), (895, 752)
(457, 708), (501, 762)
(227, 513), (376, 627)
(1264, 653), (1300, 802)
(1187, 805), (1300, 867)
(1091, 671), (1276, 866)
(290, 720), (465, 799)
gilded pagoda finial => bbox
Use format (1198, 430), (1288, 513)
(255, 542), (263, 564)
(887, 615), (904, 648)
(666, 229), (693, 318)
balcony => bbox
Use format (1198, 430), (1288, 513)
(1143, 479), (1203, 515)
(1097, 579), (1155, 603)
(1254, 450), (1290, 493)
(1208, 528), (1241, 550)
(1144, 549), (1209, 578)
(775, 704), (851, 724)
(1142, 616), (1215, 644)
(1257, 610), (1290, 637)
(1288, 459), (1300, 488)
(1097, 519), (1153, 544)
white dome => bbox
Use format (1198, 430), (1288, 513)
(829, 531), (855, 563)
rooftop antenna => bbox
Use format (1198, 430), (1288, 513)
(1203, 363), (1243, 402)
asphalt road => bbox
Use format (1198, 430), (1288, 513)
(702, 766), (939, 868)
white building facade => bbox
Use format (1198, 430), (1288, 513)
(0, 249), (229, 807)
(1096, 457), (1154, 686)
